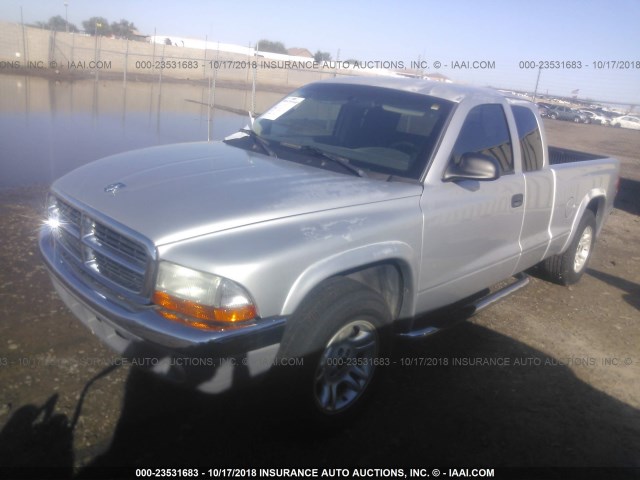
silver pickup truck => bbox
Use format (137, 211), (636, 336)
(40, 77), (619, 421)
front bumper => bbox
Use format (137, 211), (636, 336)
(39, 228), (287, 393)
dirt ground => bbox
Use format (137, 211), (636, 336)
(0, 118), (638, 477)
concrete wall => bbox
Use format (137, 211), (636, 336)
(0, 21), (360, 89)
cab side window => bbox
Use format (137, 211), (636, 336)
(450, 104), (514, 174)
(512, 105), (544, 172)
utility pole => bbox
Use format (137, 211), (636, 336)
(533, 67), (542, 103)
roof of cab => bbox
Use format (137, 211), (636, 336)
(316, 75), (509, 104)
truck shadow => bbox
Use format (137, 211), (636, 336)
(615, 177), (640, 216)
(587, 268), (640, 311)
(2, 320), (637, 475)
(80, 321), (639, 470)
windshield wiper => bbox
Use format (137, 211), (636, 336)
(240, 128), (277, 158)
(280, 143), (367, 178)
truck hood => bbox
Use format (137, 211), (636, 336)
(52, 141), (423, 245)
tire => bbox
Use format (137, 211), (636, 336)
(550, 113), (558, 120)
(541, 210), (596, 285)
(274, 277), (392, 426)
(574, 116), (581, 123)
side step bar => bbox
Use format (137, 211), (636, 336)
(398, 273), (530, 339)
(473, 272), (530, 313)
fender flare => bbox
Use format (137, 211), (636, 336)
(558, 189), (607, 254)
(281, 241), (418, 318)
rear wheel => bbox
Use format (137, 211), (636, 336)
(541, 210), (596, 285)
(274, 277), (392, 425)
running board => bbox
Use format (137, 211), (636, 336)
(398, 326), (441, 339)
(473, 272), (530, 313)
(398, 273), (530, 339)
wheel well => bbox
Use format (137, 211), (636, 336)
(586, 196), (605, 231)
(341, 263), (405, 319)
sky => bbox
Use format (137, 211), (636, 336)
(1, 0), (639, 105)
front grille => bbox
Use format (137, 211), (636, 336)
(89, 251), (145, 292)
(50, 196), (153, 300)
(58, 200), (81, 229)
(58, 228), (82, 260)
(94, 222), (148, 267)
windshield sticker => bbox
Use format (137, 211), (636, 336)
(260, 96), (305, 120)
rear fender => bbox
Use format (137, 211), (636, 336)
(559, 190), (607, 254)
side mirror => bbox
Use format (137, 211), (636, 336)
(443, 153), (501, 182)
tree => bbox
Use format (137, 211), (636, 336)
(34, 15), (78, 32)
(164, 37), (172, 46)
(81, 17), (111, 36)
(257, 39), (287, 54)
(111, 19), (137, 39)
(48, 15), (69, 32)
(314, 50), (332, 62)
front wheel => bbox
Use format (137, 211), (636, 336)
(540, 210), (596, 285)
(274, 277), (392, 425)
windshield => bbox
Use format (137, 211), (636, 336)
(253, 83), (454, 179)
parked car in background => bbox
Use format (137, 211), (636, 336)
(537, 103), (552, 118)
(580, 110), (611, 125)
(547, 105), (587, 123)
(611, 115), (640, 130)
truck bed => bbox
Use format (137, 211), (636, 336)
(548, 146), (607, 165)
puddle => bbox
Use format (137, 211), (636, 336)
(0, 74), (284, 188)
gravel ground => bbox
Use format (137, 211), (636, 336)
(0, 119), (638, 476)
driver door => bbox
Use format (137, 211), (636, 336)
(417, 103), (525, 311)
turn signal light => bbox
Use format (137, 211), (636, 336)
(153, 291), (257, 324)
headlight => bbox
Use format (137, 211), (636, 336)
(45, 194), (62, 230)
(153, 261), (257, 329)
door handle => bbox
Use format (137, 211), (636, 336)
(511, 193), (524, 208)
